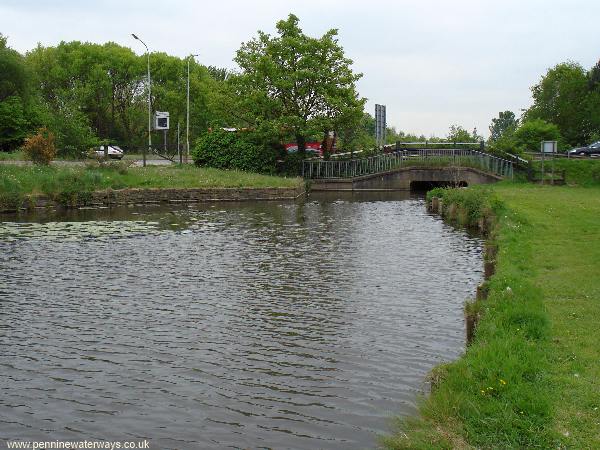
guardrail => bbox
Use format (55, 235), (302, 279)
(394, 141), (485, 149)
(302, 149), (514, 179)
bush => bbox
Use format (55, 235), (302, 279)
(192, 129), (277, 174)
(487, 133), (519, 157)
(277, 152), (305, 176)
(514, 119), (561, 153)
(38, 102), (99, 159)
(22, 127), (56, 165)
(0, 174), (23, 211)
(427, 186), (503, 229)
(85, 158), (134, 175)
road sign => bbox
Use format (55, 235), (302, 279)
(541, 141), (557, 153)
(375, 104), (386, 147)
(153, 111), (170, 130)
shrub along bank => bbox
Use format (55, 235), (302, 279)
(0, 164), (302, 211)
(384, 184), (600, 448)
(192, 129), (279, 174)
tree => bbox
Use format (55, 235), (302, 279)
(26, 41), (218, 155)
(336, 111), (375, 153)
(0, 34), (33, 150)
(232, 14), (365, 154)
(206, 66), (231, 82)
(525, 62), (590, 146)
(588, 59), (600, 90)
(489, 111), (518, 142)
(26, 41), (139, 151)
(447, 125), (479, 142)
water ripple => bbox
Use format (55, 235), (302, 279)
(0, 192), (483, 449)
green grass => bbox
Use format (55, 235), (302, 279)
(496, 185), (600, 449)
(532, 158), (600, 186)
(384, 183), (600, 449)
(0, 150), (25, 161)
(0, 164), (302, 209)
(0, 151), (158, 161)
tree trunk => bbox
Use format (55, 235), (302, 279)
(320, 131), (328, 159)
(110, 83), (115, 141)
(321, 130), (336, 160)
(296, 134), (306, 156)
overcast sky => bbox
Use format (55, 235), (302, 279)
(2, 0), (599, 138)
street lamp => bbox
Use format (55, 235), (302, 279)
(186, 54), (199, 164)
(132, 33), (151, 167)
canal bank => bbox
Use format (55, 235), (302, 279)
(384, 184), (600, 449)
(2, 185), (305, 212)
(0, 164), (304, 213)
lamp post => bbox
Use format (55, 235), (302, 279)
(132, 33), (151, 167)
(186, 54), (199, 164)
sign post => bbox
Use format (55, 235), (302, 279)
(540, 140), (557, 184)
(375, 104), (386, 149)
(154, 112), (170, 157)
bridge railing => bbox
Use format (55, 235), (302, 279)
(302, 149), (514, 179)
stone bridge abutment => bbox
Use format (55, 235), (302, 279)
(310, 166), (502, 191)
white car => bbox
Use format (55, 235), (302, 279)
(95, 145), (124, 160)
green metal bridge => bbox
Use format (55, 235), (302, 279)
(302, 145), (514, 181)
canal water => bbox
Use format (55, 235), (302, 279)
(0, 192), (483, 449)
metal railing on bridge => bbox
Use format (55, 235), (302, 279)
(302, 148), (514, 180)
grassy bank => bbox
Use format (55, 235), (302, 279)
(384, 183), (600, 448)
(0, 150), (25, 161)
(0, 164), (302, 210)
(532, 158), (600, 186)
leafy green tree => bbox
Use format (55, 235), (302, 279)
(27, 41), (218, 155)
(0, 34), (34, 150)
(588, 59), (600, 90)
(586, 60), (600, 144)
(525, 62), (590, 146)
(336, 111), (375, 153)
(49, 101), (99, 157)
(232, 14), (365, 154)
(486, 111), (519, 156)
(513, 119), (561, 153)
(0, 96), (28, 151)
(489, 111), (518, 142)
(26, 41), (143, 151)
(206, 66), (231, 82)
(447, 125), (479, 142)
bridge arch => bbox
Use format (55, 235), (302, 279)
(409, 180), (468, 191)
(309, 166), (500, 191)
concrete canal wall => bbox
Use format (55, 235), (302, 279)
(7, 186), (306, 212)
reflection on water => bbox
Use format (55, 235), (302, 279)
(0, 192), (483, 449)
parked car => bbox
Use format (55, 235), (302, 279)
(566, 142), (600, 157)
(94, 145), (124, 160)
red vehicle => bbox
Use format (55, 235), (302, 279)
(284, 141), (323, 156)
(285, 133), (337, 157)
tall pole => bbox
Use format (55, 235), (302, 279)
(132, 34), (151, 167)
(186, 54), (198, 164)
